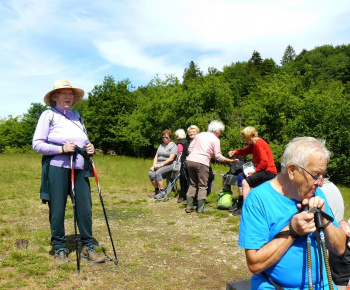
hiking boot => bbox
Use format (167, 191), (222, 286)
(196, 199), (205, 213)
(230, 208), (242, 216)
(54, 248), (69, 266)
(154, 191), (164, 199)
(229, 196), (243, 212)
(177, 197), (185, 203)
(81, 245), (105, 263)
(228, 203), (239, 212)
(186, 196), (194, 213)
(148, 189), (159, 198)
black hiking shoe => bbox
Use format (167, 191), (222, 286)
(81, 245), (105, 263)
(228, 203), (240, 212)
(177, 197), (185, 203)
(54, 248), (69, 266)
(230, 208), (242, 216)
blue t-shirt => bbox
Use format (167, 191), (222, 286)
(238, 181), (339, 290)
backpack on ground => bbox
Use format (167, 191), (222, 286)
(217, 190), (233, 210)
(229, 161), (244, 175)
(221, 161), (245, 187)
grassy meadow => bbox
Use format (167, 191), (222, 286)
(0, 153), (349, 289)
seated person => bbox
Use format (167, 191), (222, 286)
(238, 137), (346, 289)
(148, 130), (178, 198)
(321, 180), (350, 287)
(228, 126), (277, 213)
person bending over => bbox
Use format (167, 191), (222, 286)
(185, 120), (238, 213)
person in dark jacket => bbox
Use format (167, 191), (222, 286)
(321, 181), (350, 287)
(177, 126), (199, 203)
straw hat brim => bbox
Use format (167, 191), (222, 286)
(44, 88), (85, 107)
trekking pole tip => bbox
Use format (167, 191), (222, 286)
(114, 259), (119, 266)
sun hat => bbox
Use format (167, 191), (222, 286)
(44, 80), (85, 106)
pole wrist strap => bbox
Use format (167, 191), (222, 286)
(274, 219), (300, 239)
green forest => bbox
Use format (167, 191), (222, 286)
(1, 44), (350, 184)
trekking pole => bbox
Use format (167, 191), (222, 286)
(303, 205), (334, 290)
(306, 234), (313, 290)
(70, 153), (80, 276)
(302, 205), (313, 290)
(90, 157), (119, 266)
(163, 174), (181, 202)
(154, 174), (181, 202)
(313, 208), (334, 290)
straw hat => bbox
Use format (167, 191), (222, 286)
(44, 80), (85, 107)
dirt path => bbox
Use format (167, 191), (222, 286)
(78, 192), (252, 289)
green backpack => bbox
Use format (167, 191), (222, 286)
(217, 190), (233, 210)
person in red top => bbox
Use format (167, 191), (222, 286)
(229, 126), (277, 211)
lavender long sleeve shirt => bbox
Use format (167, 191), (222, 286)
(32, 107), (90, 170)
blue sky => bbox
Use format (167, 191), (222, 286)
(1, 0), (350, 117)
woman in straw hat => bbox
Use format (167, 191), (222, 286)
(33, 80), (105, 265)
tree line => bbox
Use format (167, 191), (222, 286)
(1, 44), (350, 184)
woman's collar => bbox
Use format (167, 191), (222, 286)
(54, 106), (71, 114)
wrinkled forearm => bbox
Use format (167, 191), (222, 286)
(246, 232), (294, 274)
(324, 223), (346, 255)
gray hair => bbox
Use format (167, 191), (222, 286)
(175, 129), (186, 140)
(280, 137), (331, 174)
(207, 120), (225, 134)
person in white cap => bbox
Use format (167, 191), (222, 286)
(33, 80), (105, 265)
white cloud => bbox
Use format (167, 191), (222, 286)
(92, 0), (350, 74)
(0, 0), (349, 117)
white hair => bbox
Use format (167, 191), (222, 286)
(175, 129), (186, 140)
(281, 137), (331, 173)
(207, 120), (225, 134)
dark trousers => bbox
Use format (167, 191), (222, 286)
(179, 163), (189, 199)
(48, 166), (93, 250)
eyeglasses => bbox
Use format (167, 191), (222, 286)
(59, 92), (74, 97)
(297, 164), (330, 186)
(162, 136), (169, 139)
